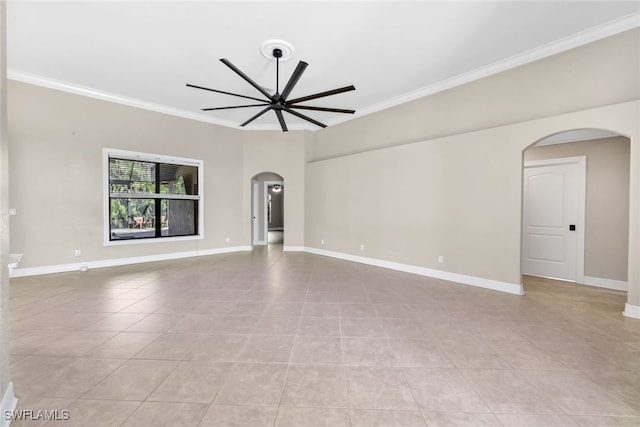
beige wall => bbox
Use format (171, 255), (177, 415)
(242, 131), (307, 247)
(310, 29), (640, 162)
(2, 14), (639, 421)
(9, 81), (307, 268)
(632, 101), (640, 308)
(0, 0), (11, 403)
(8, 81), (248, 268)
(8, 81), (309, 268)
(306, 27), (640, 309)
(307, 102), (639, 289)
(6, 27), (640, 316)
(524, 137), (630, 282)
(306, 131), (525, 282)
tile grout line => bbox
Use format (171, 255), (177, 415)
(337, 292), (353, 427)
(271, 270), (311, 427)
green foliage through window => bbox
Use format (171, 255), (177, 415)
(108, 155), (200, 241)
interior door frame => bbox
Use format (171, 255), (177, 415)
(523, 155), (586, 284)
(251, 179), (259, 245)
(263, 180), (284, 244)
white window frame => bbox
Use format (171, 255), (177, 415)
(103, 148), (204, 246)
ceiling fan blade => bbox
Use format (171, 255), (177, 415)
(284, 107), (327, 128)
(240, 106), (272, 127)
(220, 58), (274, 101)
(274, 109), (288, 132)
(280, 61), (308, 101)
(186, 83), (267, 103)
(201, 103), (269, 111)
(288, 105), (355, 114)
(286, 85), (355, 105)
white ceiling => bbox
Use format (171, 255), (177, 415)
(7, 1), (640, 131)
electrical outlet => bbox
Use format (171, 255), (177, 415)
(74, 249), (82, 257)
(225, 237), (230, 243)
(9, 208), (16, 216)
(321, 239), (324, 245)
(438, 255), (444, 264)
(360, 244), (365, 251)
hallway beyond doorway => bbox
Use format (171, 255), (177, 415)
(268, 230), (283, 244)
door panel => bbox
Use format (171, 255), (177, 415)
(528, 234), (565, 262)
(528, 173), (564, 227)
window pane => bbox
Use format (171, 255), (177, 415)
(106, 152), (202, 243)
(109, 158), (156, 194)
(159, 164), (198, 195)
(110, 198), (156, 240)
(163, 199), (197, 237)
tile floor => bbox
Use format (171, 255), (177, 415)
(7, 246), (640, 426)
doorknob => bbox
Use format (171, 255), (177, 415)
(569, 224), (576, 231)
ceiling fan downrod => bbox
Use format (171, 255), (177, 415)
(273, 48), (282, 95)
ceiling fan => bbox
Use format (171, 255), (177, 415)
(187, 48), (355, 132)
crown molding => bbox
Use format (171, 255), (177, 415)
(8, 69), (314, 131)
(327, 12), (640, 127)
(8, 12), (639, 132)
(7, 69), (244, 128)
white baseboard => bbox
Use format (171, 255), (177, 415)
(9, 244), (524, 296)
(583, 276), (628, 291)
(1, 383), (17, 427)
(304, 247), (524, 295)
(623, 303), (640, 320)
(7, 254), (23, 274)
(9, 246), (252, 278)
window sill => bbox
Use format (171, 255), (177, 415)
(104, 234), (204, 247)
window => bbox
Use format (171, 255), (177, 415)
(104, 149), (203, 243)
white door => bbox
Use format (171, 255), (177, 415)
(522, 157), (585, 282)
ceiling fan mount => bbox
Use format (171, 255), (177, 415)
(261, 39), (294, 61)
(187, 43), (355, 132)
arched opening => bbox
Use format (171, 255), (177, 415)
(521, 128), (630, 296)
(251, 172), (284, 247)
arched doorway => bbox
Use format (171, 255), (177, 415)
(251, 172), (284, 246)
(521, 129), (630, 292)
